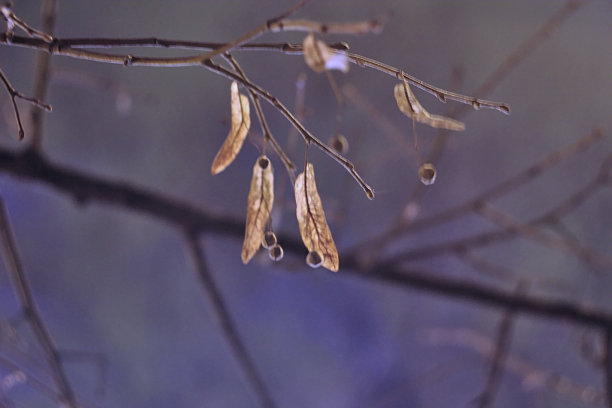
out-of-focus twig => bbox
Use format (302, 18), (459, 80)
(474, 285), (523, 408)
(349, 1), (590, 260)
(384, 154), (609, 267)
(474, 202), (612, 271)
(604, 331), (612, 408)
(28, 0), (57, 150)
(183, 231), (278, 408)
(0, 198), (78, 408)
(423, 327), (604, 405)
(356, 128), (604, 263)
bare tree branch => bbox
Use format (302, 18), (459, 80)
(1, 149), (612, 332)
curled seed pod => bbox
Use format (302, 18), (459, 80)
(306, 251), (323, 269)
(329, 133), (349, 155)
(418, 163), (437, 186)
(262, 231), (277, 249)
(269, 244), (284, 262)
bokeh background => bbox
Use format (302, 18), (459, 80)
(1, 1), (611, 407)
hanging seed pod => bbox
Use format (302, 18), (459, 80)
(329, 133), (349, 155)
(241, 155), (274, 264)
(418, 163), (437, 186)
(269, 244), (284, 262)
(306, 251), (323, 268)
(262, 231), (277, 249)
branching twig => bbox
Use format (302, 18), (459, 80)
(0, 34), (376, 197)
(204, 59), (376, 199)
(423, 327), (604, 405)
(0, 35), (509, 114)
(183, 231), (277, 408)
(0, 68), (51, 140)
(384, 160), (609, 267)
(349, 1), (589, 260)
(350, 128), (604, 259)
(196, 0), (311, 62)
(223, 53), (297, 181)
(474, 202), (612, 271)
(0, 4), (53, 43)
(0, 198), (77, 408)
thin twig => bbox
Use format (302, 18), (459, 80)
(223, 53), (297, 182)
(0, 5), (53, 43)
(475, 285), (523, 408)
(470, 0), (586, 103)
(0, 68), (51, 140)
(197, 0), (311, 63)
(475, 202), (612, 271)
(269, 18), (382, 34)
(604, 330), (612, 408)
(0, 354), (62, 403)
(384, 163), (609, 267)
(1, 34), (349, 53)
(183, 231), (278, 408)
(458, 251), (572, 293)
(347, 53), (510, 114)
(204, 59), (375, 199)
(0, 198), (78, 408)
(0, 35), (509, 113)
(423, 327), (604, 405)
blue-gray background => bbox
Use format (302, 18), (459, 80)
(1, 1), (611, 407)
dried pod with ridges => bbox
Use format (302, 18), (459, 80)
(303, 32), (350, 73)
(394, 82), (465, 131)
(241, 155), (274, 264)
(294, 163), (339, 272)
(211, 81), (251, 175)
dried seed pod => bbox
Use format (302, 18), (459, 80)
(294, 163), (340, 272)
(262, 231), (277, 249)
(306, 251), (323, 268)
(241, 155), (274, 264)
(329, 133), (348, 155)
(418, 163), (437, 186)
(394, 81), (465, 131)
(269, 244), (284, 262)
(211, 81), (251, 175)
